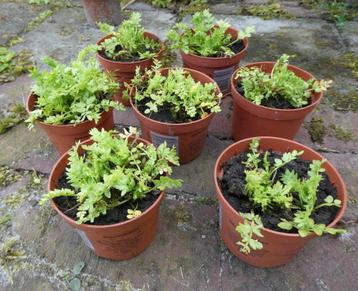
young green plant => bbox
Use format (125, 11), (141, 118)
(235, 138), (344, 253)
(26, 45), (123, 128)
(167, 9), (255, 57)
(127, 62), (222, 123)
(40, 128), (182, 224)
(235, 54), (332, 108)
(98, 12), (161, 61)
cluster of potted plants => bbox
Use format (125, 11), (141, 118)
(26, 10), (347, 267)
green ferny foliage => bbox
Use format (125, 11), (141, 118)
(128, 63), (222, 122)
(167, 9), (255, 57)
(40, 128), (182, 224)
(244, 138), (303, 212)
(235, 212), (263, 254)
(278, 161), (343, 237)
(236, 54), (332, 108)
(26, 45), (123, 128)
(235, 138), (344, 254)
(98, 12), (161, 61)
(29, 0), (50, 4)
(150, 0), (171, 7)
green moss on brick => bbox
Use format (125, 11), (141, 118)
(307, 117), (327, 143)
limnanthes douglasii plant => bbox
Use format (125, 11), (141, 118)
(26, 45), (123, 128)
(98, 12), (161, 62)
(40, 127), (182, 224)
(235, 138), (344, 254)
(127, 63), (222, 123)
(167, 9), (255, 57)
(235, 54), (332, 108)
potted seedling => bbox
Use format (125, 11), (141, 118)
(40, 127), (182, 260)
(230, 54), (332, 141)
(26, 45), (123, 156)
(167, 9), (255, 94)
(96, 12), (164, 106)
(215, 137), (347, 268)
(127, 63), (222, 164)
(82, 0), (122, 26)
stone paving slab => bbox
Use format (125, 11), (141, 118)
(0, 1), (43, 46)
(221, 224), (358, 291)
(9, 197), (221, 290)
(0, 1), (357, 290)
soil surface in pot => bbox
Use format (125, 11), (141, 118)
(191, 39), (245, 58)
(213, 40), (245, 58)
(53, 172), (160, 225)
(236, 82), (309, 110)
(135, 99), (202, 124)
(219, 150), (339, 233)
(98, 43), (160, 62)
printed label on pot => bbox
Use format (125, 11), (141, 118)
(150, 131), (179, 154)
(76, 229), (94, 251)
(213, 66), (234, 92)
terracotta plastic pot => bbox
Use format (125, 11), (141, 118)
(48, 136), (164, 260)
(181, 27), (248, 95)
(97, 33), (164, 106)
(82, 0), (122, 26)
(230, 62), (323, 141)
(26, 93), (114, 156)
(130, 67), (222, 164)
(214, 136), (347, 268)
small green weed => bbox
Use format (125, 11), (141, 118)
(307, 117), (327, 143)
(0, 166), (21, 188)
(0, 103), (28, 134)
(0, 47), (33, 84)
(29, 0), (50, 4)
(0, 238), (26, 284)
(239, 1), (294, 20)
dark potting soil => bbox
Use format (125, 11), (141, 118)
(236, 82), (307, 110)
(212, 39), (245, 58)
(99, 44), (159, 62)
(136, 98), (201, 124)
(219, 150), (339, 233)
(53, 172), (160, 225)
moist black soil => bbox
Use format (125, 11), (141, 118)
(99, 44), (159, 62)
(236, 82), (307, 110)
(219, 150), (339, 233)
(53, 172), (160, 225)
(136, 98), (201, 124)
(212, 39), (245, 58)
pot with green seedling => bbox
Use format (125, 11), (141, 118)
(26, 45), (124, 156)
(127, 62), (222, 164)
(167, 9), (255, 94)
(230, 54), (332, 141)
(214, 137), (347, 268)
(40, 127), (182, 260)
(96, 12), (164, 106)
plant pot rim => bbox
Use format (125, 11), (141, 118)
(130, 67), (222, 127)
(96, 32), (164, 65)
(230, 62), (323, 113)
(26, 92), (110, 128)
(214, 135), (347, 238)
(49, 135), (165, 230)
